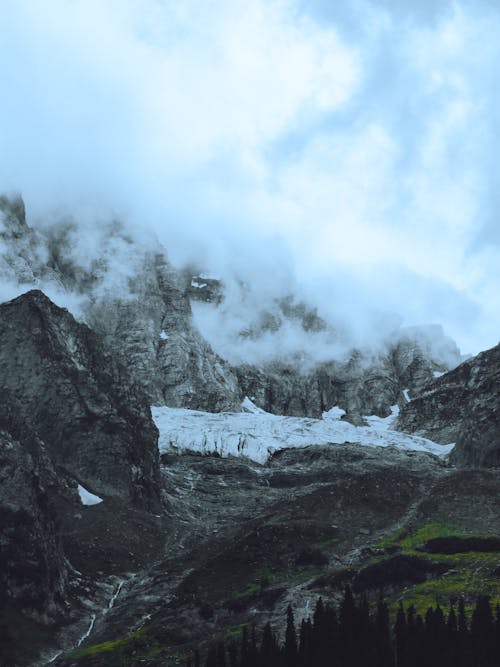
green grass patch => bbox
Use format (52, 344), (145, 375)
(394, 570), (500, 617)
(316, 537), (339, 548)
(231, 567), (326, 600)
(372, 522), (500, 617)
(224, 621), (250, 638)
(231, 582), (261, 599)
(69, 626), (157, 661)
(399, 522), (463, 549)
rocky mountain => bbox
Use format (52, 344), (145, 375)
(0, 196), (241, 413)
(0, 194), (499, 666)
(0, 290), (161, 508)
(0, 391), (72, 654)
(0, 195), (460, 421)
(232, 330), (458, 423)
(398, 342), (500, 467)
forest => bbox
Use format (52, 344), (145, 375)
(189, 588), (500, 667)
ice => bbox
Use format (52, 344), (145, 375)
(77, 484), (103, 506)
(152, 399), (454, 465)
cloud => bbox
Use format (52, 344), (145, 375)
(0, 0), (499, 358)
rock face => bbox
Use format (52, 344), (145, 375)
(235, 337), (446, 422)
(398, 343), (500, 467)
(0, 290), (161, 508)
(85, 255), (241, 412)
(0, 195), (241, 413)
(0, 390), (72, 664)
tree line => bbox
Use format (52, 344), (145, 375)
(188, 588), (500, 667)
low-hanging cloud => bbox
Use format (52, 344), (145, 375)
(0, 0), (499, 357)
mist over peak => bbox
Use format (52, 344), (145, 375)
(1, 0), (499, 357)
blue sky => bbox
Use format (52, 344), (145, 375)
(0, 0), (499, 355)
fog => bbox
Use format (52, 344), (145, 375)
(1, 0), (499, 358)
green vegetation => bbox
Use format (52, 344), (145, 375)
(373, 522), (500, 615)
(68, 626), (167, 664)
(231, 566), (325, 600)
(374, 521), (462, 551)
(224, 621), (250, 638)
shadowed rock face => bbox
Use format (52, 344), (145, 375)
(0, 195), (242, 413)
(0, 391), (74, 664)
(397, 344), (500, 467)
(0, 290), (161, 508)
(234, 338), (443, 422)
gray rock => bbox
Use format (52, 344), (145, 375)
(234, 337), (447, 422)
(85, 254), (241, 411)
(0, 290), (161, 508)
(398, 343), (500, 467)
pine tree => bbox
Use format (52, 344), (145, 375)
(471, 596), (495, 667)
(260, 622), (278, 667)
(394, 602), (407, 667)
(283, 604), (298, 667)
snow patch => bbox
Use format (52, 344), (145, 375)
(77, 484), (103, 506)
(152, 401), (454, 465)
(241, 396), (268, 414)
(403, 388), (411, 402)
(433, 371), (445, 378)
(159, 330), (169, 340)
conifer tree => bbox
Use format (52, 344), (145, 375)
(283, 604), (298, 667)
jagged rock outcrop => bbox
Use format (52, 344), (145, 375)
(0, 290), (161, 508)
(234, 337), (448, 421)
(0, 195), (52, 285)
(398, 343), (500, 467)
(85, 255), (241, 411)
(0, 195), (241, 413)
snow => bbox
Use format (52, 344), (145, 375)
(191, 279), (207, 288)
(159, 330), (169, 340)
(403, 388), (411, 402)
(77, 484), (103, 506)
(433, 371), (445, 378)
(151, 399), (454, 465)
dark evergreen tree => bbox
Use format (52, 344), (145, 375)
(374, 598), (393, 667)
(394, 602), (407, 667)
(282, 604), (298, 667)
(260, 622), (279, 667)
(298, 618), (313, 667)
(471, 596), (495, 667)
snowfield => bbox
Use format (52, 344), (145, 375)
(152, 398), (454, 464)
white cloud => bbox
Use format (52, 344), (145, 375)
(0, 0), (499, 357)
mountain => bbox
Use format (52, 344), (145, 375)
(0, 195), (499, 666)
(0, 290), (161, 508)
(0, 195), (460, 422)
(397, 342), (500, 467)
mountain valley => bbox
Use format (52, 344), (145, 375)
(0, 195), (499, 666)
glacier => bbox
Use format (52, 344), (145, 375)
(152, 398), (454, 464)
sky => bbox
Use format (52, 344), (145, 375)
(0, 0), (499, 356)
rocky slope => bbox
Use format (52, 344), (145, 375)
(52, 446), (500, 666)
(398, 343), (500, 467)
(0, 195), (460, 420)
(0, 391), (72, 664)
(0, 289), (169, 666)
(0, 195), (241, 413)
(0, 290), (161, 508)
(1, 195), (499, 666)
